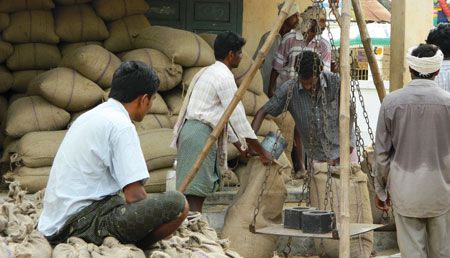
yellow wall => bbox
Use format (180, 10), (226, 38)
(242, 0), (311, 55)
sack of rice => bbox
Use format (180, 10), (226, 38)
(0, 95), (7, 122)
(246, 116), (278, 137)
(144, 167), (172, 193)
(138, 129), (177, 171)
(161, 88), (183, 115)
(232, 50), (263, 95)
(7, 43), (60, 71)
(198, 33), (217, 49)
(3, 10), (59, 44)
(0, 40), (13, 63)
(0, 66), (12, 93)
(134, 114), (171, 131)
(55, 4), (109, 43)
(14, 130), (66, 168)
(59, 45), (121, 88)
(55, 0), (92, 5)
(241, 90), (269, 116)
(5, 96), (70, 137)
(1, 137), (19, 164)
(9, 93), (27, 105)
(146, 92), (168, 114)
(181, 67), (204, 91)
(4, 166), (50, 193)
(135, 26), (215, 67)
(169, 115), (178, 128)
(11, 70), (45, 93)
(29, 67), (104, 112)
(121, 48), (183, 92)
(60, 41), (103, 57)
(0, 0), (54, 12)
(104, 15), (150, 53)
(0, 13), (9, 31)
(93, 0), (149, 21)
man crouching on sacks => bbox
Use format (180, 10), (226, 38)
(172, 31), (273, 213)
(38, 61), (189, 248)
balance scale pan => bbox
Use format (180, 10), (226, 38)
(254, 223), (384, 239)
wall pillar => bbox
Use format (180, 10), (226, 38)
(389, 0), (434, 92)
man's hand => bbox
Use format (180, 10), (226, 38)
(259, 148), (274, 166)
(293, 164), (307, 179)
(375, 194), (390, 211)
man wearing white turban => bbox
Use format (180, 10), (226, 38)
(375, 44), (450, 257)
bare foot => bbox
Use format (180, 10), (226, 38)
(163, 234), (173, 241)
(293, 170), (306, 179)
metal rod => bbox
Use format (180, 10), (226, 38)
(178, 0), (295, 193)
(351, 0), (386, 103)
(339, 0), (351, 256)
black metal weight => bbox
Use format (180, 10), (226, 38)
(302, 210), (334, 234)
(283, 206), (316, 230)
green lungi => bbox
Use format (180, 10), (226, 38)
(176, 119), (221, 197)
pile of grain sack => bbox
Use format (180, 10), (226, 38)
(0, 0), (282, 194)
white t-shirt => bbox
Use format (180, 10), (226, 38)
(38, 98), (149, 237)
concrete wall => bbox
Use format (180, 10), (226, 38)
(242, 0), (311, 55)
(389, 0), (434, 91)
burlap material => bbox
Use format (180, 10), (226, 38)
(160, 88), (183, 115)
(7, 43), (61, 71)
(0, 40), (13, 63)
(182, 67), (204, 91)
(138, 129), (177, 171)
(168, 115), (178, 128)
(143, 167), (172, 193)
(54, 4), (109, 43)
(0, 66), (12, 93)
(0, 95), (7, 122)
(147, 92), (169, 114)
(53, 237), (146, 258)
(93, 0), (149, 21)
(5, 96), (70, 137)
(360, 144), (396, 230)
(310, 163), (373, 258)
(246, 116), (278, 137)
(60, 41), (103, 57)
(28, 67), (104, 112)
(198, 33), (217, 49)
(134, 114), (171, 132)
(241, 90), (269, 116)
(1, 137), (19, 164)
(11, 70), (45, 93)
(8, 93), (27, 105)
(135, 26), (215, 67)
(59, 45), (121, 88)
(104, 15), (150, 53)
(0, 13), (9, 31)
(221, 169), (239, 187)
(3, 10), (59, 44)
(121, 48), (183, 92)
(4, 167), (49, 194)
(221, 157), (287, 258)
(0, 0), (54, 12)
(231, 50), (264, 95)
(14, 130), (67, 168)
(55, 0), (92, 5)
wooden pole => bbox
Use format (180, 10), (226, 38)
(178, 0), (295, 193)
(339, 0), (351, 257)
(351, 0), (386, 103)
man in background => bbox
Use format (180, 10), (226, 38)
(426, 23), (450, 91)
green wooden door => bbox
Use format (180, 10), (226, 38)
(145, 0), (242, 35)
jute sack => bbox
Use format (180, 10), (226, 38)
(161, 88), (183, 115)
(0, 40), (13, 63)
(93, 0), (149, 21)
(144, 167), (172, 193)
(60, 41), (103, 57)
(59, 45), (121, 88)
(310, 163), (373, 258)
(147, 92), (169, 114)
(138, 129), (177, 171)
(182, 67), (204, 91)
(55, 0), (92, 5)
(360, 144), (396, 230)
(54, 4), (109, 43)
(134, 26), (215, 67)
(241, 90), (269, 116)
(0, 0), (54, 12)
(0, 66), (12, 93)
(104, 15), (150, 53)
(221, 169), (239, 187)
(134, 114), (171, 132)
(28, 67), (104, 112)
(8, 93), (27, 105)
(11, 70), (45, 93)
(3, 11), (59, 44)
(0, 95), (7, 122)
(1, 137), (19, 164)
(4, 166), (50, 193)
(7, 43), (61, 71)
(169, 115), (178, 128)
(198, 33), (217, 49)
(246, 116), (278, 137)
(231, 50), (264, 95)
(5, 96), (70, 137)
(13, 130), (67, 168)
(2, 230), (52, 258)
(121, 48), (183, 92)
(222, 157), (287, 258)
(0, 13), (9, 31)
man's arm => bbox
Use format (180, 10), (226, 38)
(293, 129), (306, 177)
(268, 69), (280, 97)
(123, 181), (147, 204)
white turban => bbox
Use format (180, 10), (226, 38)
(406, 46), (444, 76)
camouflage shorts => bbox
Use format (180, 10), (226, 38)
(46, 191), (186, 245)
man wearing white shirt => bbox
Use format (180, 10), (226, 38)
(38, 61), (188, 248)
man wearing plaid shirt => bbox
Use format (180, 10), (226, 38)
(175, 31), (272, 213)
